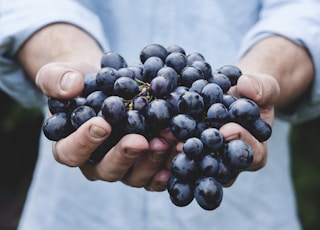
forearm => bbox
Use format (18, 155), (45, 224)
(237, 36), (314, 108)
(18, 23), (103, 80)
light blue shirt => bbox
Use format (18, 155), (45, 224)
(1, 1), (320, 230)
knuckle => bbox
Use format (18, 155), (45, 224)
(53, 141), (85, 167)
(95, 164), (123, 183)
(54, 151), (81, 167)
(35, 64), (60, 96)
(100, 173), (120, 183)
(250, 150), (267, 171)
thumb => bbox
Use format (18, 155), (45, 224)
(236, 73), (280, 108)
(35, 62), (97, 99)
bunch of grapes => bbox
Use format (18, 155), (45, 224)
(42, 43), (272, 211)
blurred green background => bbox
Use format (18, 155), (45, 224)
(0, 90), (319, 230)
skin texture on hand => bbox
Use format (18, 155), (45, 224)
(223, 73), (280, 171)
(237, 36), (314, 108)
(17, 23), (314, 191)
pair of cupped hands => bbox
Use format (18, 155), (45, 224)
(36, 61), (280, 191)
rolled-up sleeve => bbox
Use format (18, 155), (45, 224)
(0, 0), (108, 108)
(237, 0), (320, 123)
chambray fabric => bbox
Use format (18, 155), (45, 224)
(1, 0), (320, 229)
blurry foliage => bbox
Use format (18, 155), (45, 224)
(0, 90), (43, 189)
(0, 91), (43, 229)
(290, 118), (320, 230)
(0, 90), (319, 229)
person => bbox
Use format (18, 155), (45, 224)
(1, 1), (320, 229)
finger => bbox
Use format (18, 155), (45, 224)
(164, 141), (184, 170)
(220, 122), (267, 171)
(120, 128), (177, 187)
(35, 62), (97, 99)
(53, 116), (111, 167)
(82, 134), (149, 182)
(229, 73), (280, 123)
(145, 169), (171, 191)
(120, 136), (171, 187)
(143, 142), (182, 191)
(231, 73), (280, 106)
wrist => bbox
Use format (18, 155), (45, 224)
(18, 23), (103, 80)
(237, 36), (314, 108)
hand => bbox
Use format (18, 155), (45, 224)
(161, 73), (280, 188)
(36, 62), (176, 191)
(221, 73), (280, 171)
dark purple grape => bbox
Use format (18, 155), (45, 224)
(246, 117), (272, 142)
(132, 96), (149, 114)
(199, 153), (219, 177)
(42, 112), (73, 141)
(177, 91), (204, 119)
(117, 67), (135, 79)
(101, 96), (127, 126)
(180, 66), (205, 88)
(183, 137), (204, 160)
(217, 65), (242, 86)
(194, 121), (208, 138)
(157, 66), (179, 89)
(143, 56), (164, 82)
(173, 85), (189, 94)
(186, 52), (205, 66)
(96, 67), (119, 94)
(200, 128), (223, 152)
(191, 60), (212, 80)
(166, 44), (186, 55)
(47, 97), (75, 114)
(150, 75), (173, 98)
(171, 152), (198, 181)
(127, 65), (145, 82)
(206, 103), (229, 129)
(189, 79), (208, 94)
(145, 99), (172, 132)
(167, 176), (194, 207)
(201, 83), (224, 109)
(214, 159), (239, 185)
(113, 76), (140, 100)
(86, 91), (108, 113)
(222, 94), (237, 108)
(207, 73), (231, 93)
(224, 139), (253, 170)
(70, 105), (96, 129)
(73, 97), (87, 107)
(140, 43), (168, 63)
(122, 110), (147, 135)
(101, 51), (127, 70)
(166, 92), (181, 115)
(194, 177), (223, 210)
(229, 98), (260, 124)
(82, 72), (99, 97)
(165, 52), (187, 74)
(170, 114), (197, 141)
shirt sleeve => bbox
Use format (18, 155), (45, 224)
(236, 0), (320, 123)
(0, 0), (109, 108)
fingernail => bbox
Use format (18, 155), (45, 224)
(126, 149), (145, 157)
(89, 125), (108, 138)
(150, 151), (166, 161)
(61, 72), (78, 91)
(156, 181), (168, 189)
